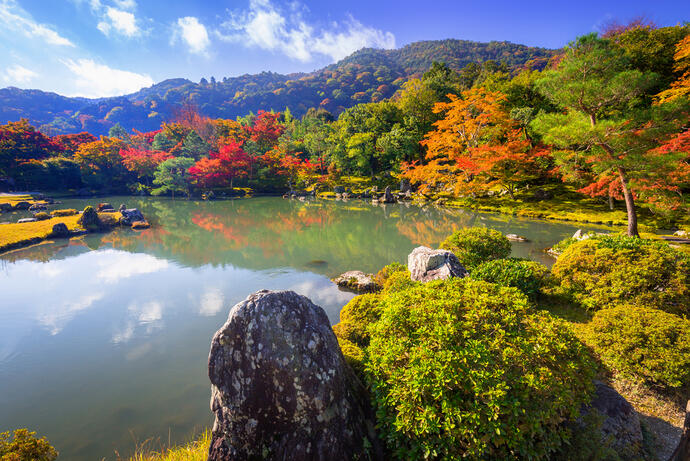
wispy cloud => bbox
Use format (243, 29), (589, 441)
(217, 0), (395, 62)
(98, 6), (140, 37)
(0, 0), (75, 47)
(4, 64), (38, 84)
(172, 16), (211, 55)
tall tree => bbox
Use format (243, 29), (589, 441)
(152, 157), (194, 199)
(532, 33), (658, 236)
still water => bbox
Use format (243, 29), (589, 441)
(0, 196), (604, 460)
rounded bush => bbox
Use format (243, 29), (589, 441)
(440, 227), (511, 270)
(471, 258), (550, 300)
(552, 235), (690, 313)
(334, 293), (382, 348)
(366, 278), (596, 460)
(374, 262), (407, 287)
(78, 206), (101, 231)
(584, 305), (690, 389)
(381, 269), (416, 294)
(0, 429), (58, 461)
(51, 209), (77, 217)
(33, 212), (50, 221)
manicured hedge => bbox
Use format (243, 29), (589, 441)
(440, 227), (511, 270)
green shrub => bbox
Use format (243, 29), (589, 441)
(584, 306), (690, 389)
(366, 278), (596, 460)
(440, 227), (511, 270)
(374, 262), (407, 287)
(471, 258), (550, 300)
(51, 209), (77, 217)
(33, 212), (50, 221)
(336, 336), (366, 377)
(381, 269), (416, 294)
(333, 294), (382, 347)
(552, 235), (690, 313)
(0, 429), (58, 461)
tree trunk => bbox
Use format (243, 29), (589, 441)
(617, 168), (639, 237)
(608, 193), (614, 211)
(669, 400), (690, 461)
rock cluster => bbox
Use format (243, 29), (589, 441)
(207, 290), (382, 461)
(407, 246), (468, 282)
(119, 208), (145, 226)
(332, 270), (378, 293)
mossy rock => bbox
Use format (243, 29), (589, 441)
(77, 206), (101, 231)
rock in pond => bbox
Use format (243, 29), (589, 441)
(119, 208), (145, 225)
(505, 233), (529, 242)
(17, 217), (37, 223)
(78, 206), (101, 231)
(332, 270), (378, 293)
(97, 202), (114, 212)
(207, 290), (382, 461)
(382, 185), (396, 203)
(50, 222), (70, 238)
(131, 220), (150, 229)
(408, 246), (468, 282)
(118, 203), (127, 212)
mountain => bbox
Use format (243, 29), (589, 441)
(0, 39), (556, 136)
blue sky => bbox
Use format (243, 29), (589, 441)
(1, 0), (688, 98)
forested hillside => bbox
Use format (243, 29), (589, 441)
(0, 39), (555, 135)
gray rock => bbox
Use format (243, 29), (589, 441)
(28, 203), (47, 211)
(669, 400), (690, 461)
(533, 189), (553, 201)
(674, 230), (689, 238)
(407, 246), (468, 282)
(579, 381), (644, 456)
(207, 290), (382, 461)
(50, 222), (70, 238)
(97, 202), (114, 212)
(118, 204), (126, 212)
(13, 201), (31, 210)
(119, 208), (145, 225)
(332, 270), (378, 293)
(0, 203), (12, 212)
(78, 206), (101, 231)
(17, 217), (37, 223)
(382, 186), (396, 203)
(400, 178), (411, 193)
(505, 233), (529, 242)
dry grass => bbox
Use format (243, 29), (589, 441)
(0, 212), (122, 252)
(121, 430), (210, 461)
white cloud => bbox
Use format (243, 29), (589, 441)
(173, 16), (211, 55)
(0, 0), (74, 47)
(91, 249), (168, 280)
(217, 0), (395, 62)
(199, 288), (225, 316)
(98, 6), (139, 37)
(40, 293), (104, 335)
(113, 0), (136, 10)
(4, 64), (38, 84)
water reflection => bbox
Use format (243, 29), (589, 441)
(0, 196), (607, 460)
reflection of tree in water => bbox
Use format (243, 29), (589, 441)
(3, 197), (599, 272)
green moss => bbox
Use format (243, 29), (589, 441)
(471, 258), (550, 300)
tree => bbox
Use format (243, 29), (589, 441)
(108, 123), (130, 141)
(152, 157), (194, 199)
(120, 147), (172, 183)
(657, 35), (690, 103)
(0, 119), (60, 177)
(532, 33), (660, 236)
(189, 141), (251, 189)
(181, 130), (210, 159)
(74, 137), (127, 190)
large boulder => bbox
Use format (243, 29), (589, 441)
(578, 381), (644, 457)
(119, 208), (145, 225)
(407, 246), (468, 282)
(381, 186), (396, 203)
(207, 290), (382, 461)
(332, 270), (378, 293)
(50, 222), (70, 238)
(13, 201), (31, 210)
(78, 206), (101, 231)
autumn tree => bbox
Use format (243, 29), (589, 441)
(0, 119), (60, 177)
(657, 35), (690, 103)
(532, 33), (660, 236)
(74, 136), (127, 189)
(189, 141), (251, 189)
(120, 147), (172, 184)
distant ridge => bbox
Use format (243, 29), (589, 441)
(0, 39), (556, 135)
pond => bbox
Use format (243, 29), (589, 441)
(0, 196), (605, 460)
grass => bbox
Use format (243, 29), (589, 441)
(0, 211), (122, 253)
(122, 430), (210, 461)
(0, 194), (50, 207)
